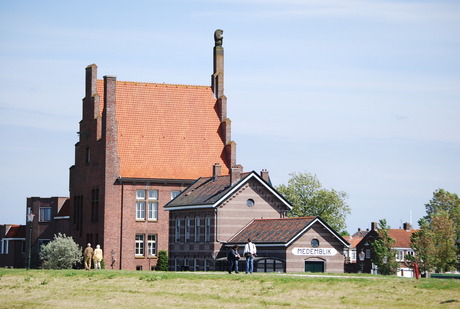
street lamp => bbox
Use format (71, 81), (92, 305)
(27, 212), (35, 270)
(358, 250), (365, 273)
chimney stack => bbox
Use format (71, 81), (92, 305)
(212, 29), (224, 99)
(260, 169), (269, 182)
(403, 222), (411, 231)
(213, 163), (222, 180)
(230, 165), (243, 186)
(371, 222), (378, 231)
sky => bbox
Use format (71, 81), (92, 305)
(0, 0), (459, 233)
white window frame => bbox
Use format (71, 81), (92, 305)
(194, 217), (201, 242)
(135, 234), (144, 256)
(136, 201), (145, 220)
(39, 207), (51, 222)
(147, 234), (156, 257)
(148, 201), (158, 220)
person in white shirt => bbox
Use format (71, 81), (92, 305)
(243, 238), (257, 274)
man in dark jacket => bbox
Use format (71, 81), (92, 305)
(227, 245), (240, 274)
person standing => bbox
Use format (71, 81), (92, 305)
(227, 245), (240, 274)
(93, 244), (103, 270)
(84, 243), (93, 270)
(244, 238), (257, 274)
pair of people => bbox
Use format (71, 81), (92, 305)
(227, 239), (257, 274)
(83, 243), (103, 270)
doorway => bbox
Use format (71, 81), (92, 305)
(305, 261), (324, 273)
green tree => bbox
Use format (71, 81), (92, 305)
(39, 233), (82, 269)
(156, 250), (169, 271)
(276, 172), (350, 232)
(370, 219), (398, 275)
(409, 218), (436, 274)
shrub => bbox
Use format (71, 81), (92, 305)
(39, 233), (83, 269)
(156, 250), (169, 271)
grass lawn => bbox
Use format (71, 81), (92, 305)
(1, 269), (459, 308)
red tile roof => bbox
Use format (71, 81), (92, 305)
(389, 229), (417, 248)
(96, 80), (229, 180)
(5, 225), (26, 238)
(344, 236), (363, 248)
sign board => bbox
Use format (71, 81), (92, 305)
(292, 247), (337, 256)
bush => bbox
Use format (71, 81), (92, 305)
(156, 250), (169, 271)
(39, 233), (83, 269)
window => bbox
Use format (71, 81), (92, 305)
(175, 219), (181, 242)
(136, 201), (146, 220)
(311, 239), (319, 248)
(38, 239), (50, 251)
(135, 234), (144, 256)
(137, 190), (158, 221)
(396, 250), (406, 262)
(148, 190), (158, 220)
(1, 239), (8, 254)
(205, 217), (211, 242)
(147, 234), (156, 257)
(247, 199), (255, 207)
(85, 147), (90, 164)
(136, 190), (146, 220)
(194, 259), (199, 271)
(365, 249), (371, 259)
(195, 217), (201, 242)
(91, 187), (99, 222)
(185, 218), (191, 242)
(171, 190), (181, 200)
(39, 207), (51, 222)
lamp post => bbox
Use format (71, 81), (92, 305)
(358, 250), (365, 273)
(27, 212), (35, 270)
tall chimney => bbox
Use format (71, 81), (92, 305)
(403, 222), (411, 231)
(212, 29), (224, 99)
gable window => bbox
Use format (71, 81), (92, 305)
(136, 190), (146, 220)
(205, 217), (211, 242)
(135, 234), (144, 256)
(147, 234), (156, 257)
(175, 218), (181, 242)
(185, 218), (191, 243)
(39, 207), (51, 222)
(148, 190), (158, 220)
(195, 217), (201, 242)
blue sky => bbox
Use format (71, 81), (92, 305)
(1, 0), (459, 233)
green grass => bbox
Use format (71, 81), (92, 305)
(1, 269), (459, 308)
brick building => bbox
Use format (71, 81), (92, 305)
(164, 169), (292, 271)
(227, 216), (349, 273)
(0, 224), (26, 268)
(68, 30), (236, 270)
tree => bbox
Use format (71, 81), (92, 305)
(39, 233), (82, 269)
(423, 189), (460, 268)
(156, 250), (169, 271)
(412, 211), (457, 273)
(370, 219), (398, 275)
(276, 172), (350, 232)
(409, 218), (436, 274)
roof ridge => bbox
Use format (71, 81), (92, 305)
(254, 216), (315, 221)
(97, 79), (210, 88)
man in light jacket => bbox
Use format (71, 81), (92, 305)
(244, 238), (257, 274)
